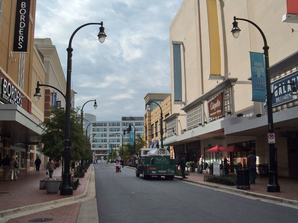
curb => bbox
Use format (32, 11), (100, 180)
(0, 167), (93, 219)
(176, 176), (298, 207)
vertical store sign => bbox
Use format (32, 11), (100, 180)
(13, 0), (31, 52)
(51, 92), (57, 106)
(250, 52), (266, 102)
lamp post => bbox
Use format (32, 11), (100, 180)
(146, 101), (164, 148)
(85, 122), (95, 136)
(231, 16), (281, 192)
(61, 22), (107, 195)
(81, 99), (97, 129)
(117, 132), (124, 159)
(34, 81), (66, 101)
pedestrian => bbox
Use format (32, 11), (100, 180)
(46, 159), (55, 178)
(1, 155), (11, 181)
(10, 156), (19, 180)
(222, 156), (229, 175)
(120, 159), (124, 168)
(247, 151), (256, 184)
(178, 156), (186, 179)
(199, 155), (204, 173)
(35, 156), (41, 172)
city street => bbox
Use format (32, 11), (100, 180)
(95, 162), (298, 223)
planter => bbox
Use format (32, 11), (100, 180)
(208, 169), (213, 175)
(46, 180), (61, 193)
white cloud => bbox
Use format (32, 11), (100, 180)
(35, 0), (184, 121)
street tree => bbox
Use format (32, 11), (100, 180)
(37, 106), (92, 162)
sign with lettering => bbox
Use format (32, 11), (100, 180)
(271, 71), (298, 107)
(250, 52), (266, 102)
(13, 0), (31, 52)
(208, 92), (223, 118)
(0, 77), (23, 106)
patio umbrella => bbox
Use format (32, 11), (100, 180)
(205, 145), (225, 153)
(223, 144), (251, 152)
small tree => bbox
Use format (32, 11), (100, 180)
(38, 106), (91, 162)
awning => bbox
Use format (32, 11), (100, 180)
(0, 104), (42, 144)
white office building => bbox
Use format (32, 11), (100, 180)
(85, 116), (144, 161)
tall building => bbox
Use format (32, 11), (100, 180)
(86, 116), (144, 161)
(164, 0), (298, 178)
(0, 0), (68, 173)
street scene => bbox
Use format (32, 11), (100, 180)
(1, 0), (298, 222)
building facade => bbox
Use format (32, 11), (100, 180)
(86, 117), (144, 161)
(164, 0), (298, 178)
(0, 0), (67, 174)
(143, 93), (174, 157)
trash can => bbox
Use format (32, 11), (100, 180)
(236, 169), (250, 189)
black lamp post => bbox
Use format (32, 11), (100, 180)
(146, 101), (164, 148)
(232, 16), (281, 192)
(61, 22), (106, 195)
(34, 81), (66, 101)
(117, 132), (124, 159)
(81, 99), (97, 128)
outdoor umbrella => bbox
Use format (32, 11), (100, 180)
(223, 144), (251, 152)
(205, 145), (225, 153)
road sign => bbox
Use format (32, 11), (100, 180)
(268, 133), (275, 144)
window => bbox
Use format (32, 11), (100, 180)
(135, 122), (143, 126)
(109, 122), (120, 126)
(94, 123), (107, 126)
(173, 44), (182, 101)
(155, 121), (158, 137)
(109, 128), (120, 132)
(151, 124), (154, 138)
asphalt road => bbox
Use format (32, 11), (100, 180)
(94, 163), (298, 223)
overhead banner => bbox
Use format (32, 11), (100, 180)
(13, 0), (31, 52)
(250, 52), (266, 102)
(129, 132), (134, 145)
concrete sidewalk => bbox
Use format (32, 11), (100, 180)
(0, 164), (98, 223)
(177, 171), (298, 207)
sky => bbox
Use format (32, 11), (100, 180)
(34, 0), (184, 121)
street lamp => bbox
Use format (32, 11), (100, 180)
(231, 16), (280, 192)
(61, 22), (106, 195)
(34, 81), (66, 101)
(146, 101), (164, 148)
(81, 99), (97, 128)
(117, 132), (124, 159)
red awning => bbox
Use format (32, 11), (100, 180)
(205, 145), (225, 153)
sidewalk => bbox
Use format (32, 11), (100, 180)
(177, 171), (298, 206)
(0, 164), (97, 223)
(0, 165), (298, 222)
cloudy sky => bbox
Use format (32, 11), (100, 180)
(34, 0), (184, 121)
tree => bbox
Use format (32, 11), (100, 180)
(38, 106), (92, 162)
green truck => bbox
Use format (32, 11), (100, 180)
(135, 148), (178, 180)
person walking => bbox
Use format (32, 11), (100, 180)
(199, 155), (204, 173)
(35, 156), (41, 172)
(247, 151), (257, 184)
(1, 155), (11, 181)
(9, 156), (19, 180)
(178, 156), (186, 179)
(46, 159), (55, 178)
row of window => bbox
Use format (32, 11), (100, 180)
(92, 127), (144, 132)
(92, 122), (144, 127)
